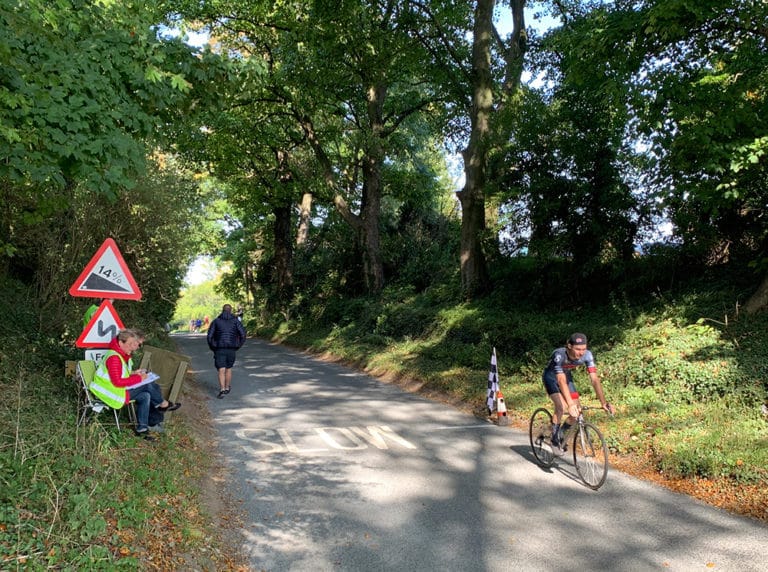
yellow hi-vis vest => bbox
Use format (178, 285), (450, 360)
(91, 350), (133, 409)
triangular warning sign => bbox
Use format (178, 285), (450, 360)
(76, 300), (126, 348)
(69, 238), (142, 300)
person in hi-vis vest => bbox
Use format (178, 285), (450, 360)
(91, 328), (181, 440)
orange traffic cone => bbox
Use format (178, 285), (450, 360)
(496, 390), (510, 426)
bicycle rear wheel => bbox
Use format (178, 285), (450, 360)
(572, 422), (609, 490)
(529, 408), (555, 467)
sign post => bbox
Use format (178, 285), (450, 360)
(69, 238), (142, 300)
(70, 238), (141, 362)
(76, 300), (126, 350)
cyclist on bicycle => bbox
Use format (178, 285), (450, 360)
(542, 333), (614, 453)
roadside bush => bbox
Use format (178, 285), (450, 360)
(600, 318), (744, 402)
(656, 411), (768, 482)
(382, 213), (460, 294)
(374, 299), (435, 339)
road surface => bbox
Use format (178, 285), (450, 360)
(173, 334), (768, 571)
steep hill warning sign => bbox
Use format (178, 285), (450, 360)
(76, 300), (126, 348)
(69, 238), (142, 300)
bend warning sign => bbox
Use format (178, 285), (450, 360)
(69, 238), (142, 300)
(76, 300), (126, 348)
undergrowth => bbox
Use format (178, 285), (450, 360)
(0, 289), (215, 570)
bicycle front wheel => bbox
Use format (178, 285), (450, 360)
(572, 422), (609, 490)
(529, 408), (555, 467)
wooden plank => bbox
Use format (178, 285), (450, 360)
(168, 362), (188, 403)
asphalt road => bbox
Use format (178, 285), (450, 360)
(173, 333), (768, 572)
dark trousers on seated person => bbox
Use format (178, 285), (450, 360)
(129, 382), (165, 431)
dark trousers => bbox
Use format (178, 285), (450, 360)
(129, 382), (165, 430)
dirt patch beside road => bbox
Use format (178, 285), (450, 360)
(174, 375), (252, 571)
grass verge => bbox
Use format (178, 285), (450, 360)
(0, 333), (245, 570)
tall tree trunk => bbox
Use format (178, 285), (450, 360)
(457, 0), (495, 299)
(361, 152), (384, 293)
(296, 191), (313, 245)
(243, 263), (255, 309)
(361, 81), (387, 293)
(272, 203), (293, 303)
(745, 274), (768, 314)
(272, 150), (294, 304)
(457, 0), (527, 299)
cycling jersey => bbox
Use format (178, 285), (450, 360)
(542, 347), (597, 397)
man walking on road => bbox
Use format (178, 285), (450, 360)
(207, 304), (247, 399)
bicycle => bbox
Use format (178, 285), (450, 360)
(528, 405), (610, 490)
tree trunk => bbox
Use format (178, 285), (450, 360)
(360, 81), (387, 293)
(745, 273), (768, 314)
(296, 191), (313, 245)
(457, 0), (495, 299)
(270, 150), (294, 305)
(361, 152), (384, 293)
(272, 203), (293, 303)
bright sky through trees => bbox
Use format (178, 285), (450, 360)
(184, 256), (217, 286)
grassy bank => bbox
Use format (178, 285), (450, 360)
(0, 314), (237, 569)
(256, 277), (768, 521)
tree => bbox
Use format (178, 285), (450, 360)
(456, 0), (497, 298)
(551, 1), (767, 306)
(0, 1), (195, 240)
(172, 24), (340, 309)
(495, 4), (645, 279)
(0, 0), (212, 331)
(413, 0), (528, 299)
(175, 0), (453, 296)
(286, 1), (454, 294)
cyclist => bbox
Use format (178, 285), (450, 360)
(542, 333), (614, 453)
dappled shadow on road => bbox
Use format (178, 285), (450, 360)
(173, 334), (768, 571)
(507, 444), (589, 490)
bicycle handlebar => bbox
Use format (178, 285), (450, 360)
(579, 404), (615, 417)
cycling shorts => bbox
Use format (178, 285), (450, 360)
(542, 372), (579, 399)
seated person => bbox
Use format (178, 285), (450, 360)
(90, 328), (180, 440)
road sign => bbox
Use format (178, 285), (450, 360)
(69, 238), (142, 300)
(76, 300), (125, 348)
(85, 349), (109, 363)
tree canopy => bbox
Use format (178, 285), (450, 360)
(2, 0), (767, 334)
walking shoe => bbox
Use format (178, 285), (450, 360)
(224, 388), (231, 394)
(134, 428), (156, 441)
(156, 401), (181, 412)
(148, 424), (165, 433)
(217, 389), (226, 399)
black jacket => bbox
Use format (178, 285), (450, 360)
(207, 311), (246, 350)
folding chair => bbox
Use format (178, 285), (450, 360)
(76, 359), (137, 430)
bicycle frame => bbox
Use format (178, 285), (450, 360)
(528, 404), (610, 490)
